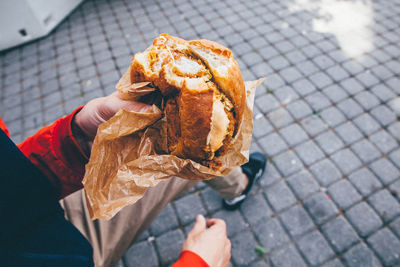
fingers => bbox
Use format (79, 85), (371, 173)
(190, 214), (207, 235)
(206, 218), (226, 232)
(107, 93), (151, 113)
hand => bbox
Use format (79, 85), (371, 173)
(182, 215), (231, 267)
(72, 92), (151, 154)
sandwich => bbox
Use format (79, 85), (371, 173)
(119, 34), (246, 168)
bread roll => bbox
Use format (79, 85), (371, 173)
(129, 34), (245, 166)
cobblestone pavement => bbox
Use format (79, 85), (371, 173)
(1, 0), (400, 266)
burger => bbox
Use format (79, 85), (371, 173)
(119, 34), (246, 168)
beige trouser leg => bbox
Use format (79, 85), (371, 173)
(204, 166), (247, 200)
(60, 167), (245, 267)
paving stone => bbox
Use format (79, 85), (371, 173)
(331, 149), (362, 176)
(264, 180), (297, 212)
(273, 150), (304, 177)
(321, 216), (359, 253)
(351, 139), (381, 164)
(367, 228), (400, 266)
(249, 259), (269, 267)
(149, 204), (179, 236)
(314, 55), (335, 70)
(231, 231), (258, 266)
(348, 167), (382, 197)
(309, 72), (333, 89)
(321, 258), (345, 267)
(258, 162), (281, 188)
(136, 230), (150, 242)
(389, 149), (400, 169)
(285, 50), (306, 64)
(43, 105), (65, 124)
(346, 202), (383, 237)
(124, 241), (158, 267)
(340, 78), (364, 95)
(287, 169), (318, 199)
(253, 218), (290, 251)
(371, 84), (396, 102)
(370, 158), (400, 185)
(297, 230), (335, 266)
(253, 116), (273, 138)
(342, 243), (382, 267)
(388, 121), (400, 141)
(255, 94), (280, 114)
(251, 61), (274, 77)
(292, 78), (316, 97)
(200, 187), (222, 213)
(309, 158), (342, 187)
(369, 130), (398, 154)
(279, 124), (308, 147)
(42, 91), (62, 109)
(304, 192), (338, 225)
(390, 217), (400, 238)
(270, 244), (307, 267)
(174, 193), (206, 225)
(370, 105), (397, 127)
(213, 209), (247, 237)
(269, 56), (290, 71)
(323, 84), (348, 104)
(337, 98), (364, 120)
(326, 65), (350, 82)
(305, 92), (332, 112)
(279, 66), (302, 83)
(368, 189), (400, 223)
(240, 193), (272, 225)
(279, 204), (315, 238)
(354, 91), (380, 111)
(286, 99), (312, 120)
(274, 86), (299, 105)
(320, 107), (346, 128)
(297, 60), (319, 76)
(300, 115), (329, 137)
(155, 229), (185, 266)
(258, 132), (288, 156)
(295, 140), (325, 166)
(354, 113), (381, 136)
(328, 180), (362, 210)
(315, 130), (345, 155)
(334, 122), (363, 146)
(268, 108), (294, 129)
(355, 71), (380, 88)
(264, 73), (285, 90)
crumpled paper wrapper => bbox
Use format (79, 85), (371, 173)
(82, 68), (264, 220)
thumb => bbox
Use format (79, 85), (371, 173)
(190, 215), (206, 235)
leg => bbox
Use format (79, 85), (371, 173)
(205, 152), (267, 209)
(203, 166), (247, 200)
(60, 177), (197, 267)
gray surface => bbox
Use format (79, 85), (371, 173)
(1, 0), (400, 266)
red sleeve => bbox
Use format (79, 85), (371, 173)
(0, 118), (10, 137)
(172, 250), (209, 267)
(17, 106), (88, 199)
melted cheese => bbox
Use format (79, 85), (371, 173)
(207, 99), (230, 151)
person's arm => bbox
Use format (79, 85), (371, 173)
(17, 92), (151, 199)
(173, 215), (231, 267)
(17, 107), (88, 199)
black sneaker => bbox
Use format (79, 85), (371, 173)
(223, 152), (267, 210)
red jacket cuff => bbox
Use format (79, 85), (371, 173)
(172, 250), (209, 267)
(18, 106), (88, 199)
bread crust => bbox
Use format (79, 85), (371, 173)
(129, 34), (245, 164)
(188, 39), (246, 132)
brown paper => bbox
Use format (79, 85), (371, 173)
(82, 69), (264, 220)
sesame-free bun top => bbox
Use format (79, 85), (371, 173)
(126, 34), (245, 166)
